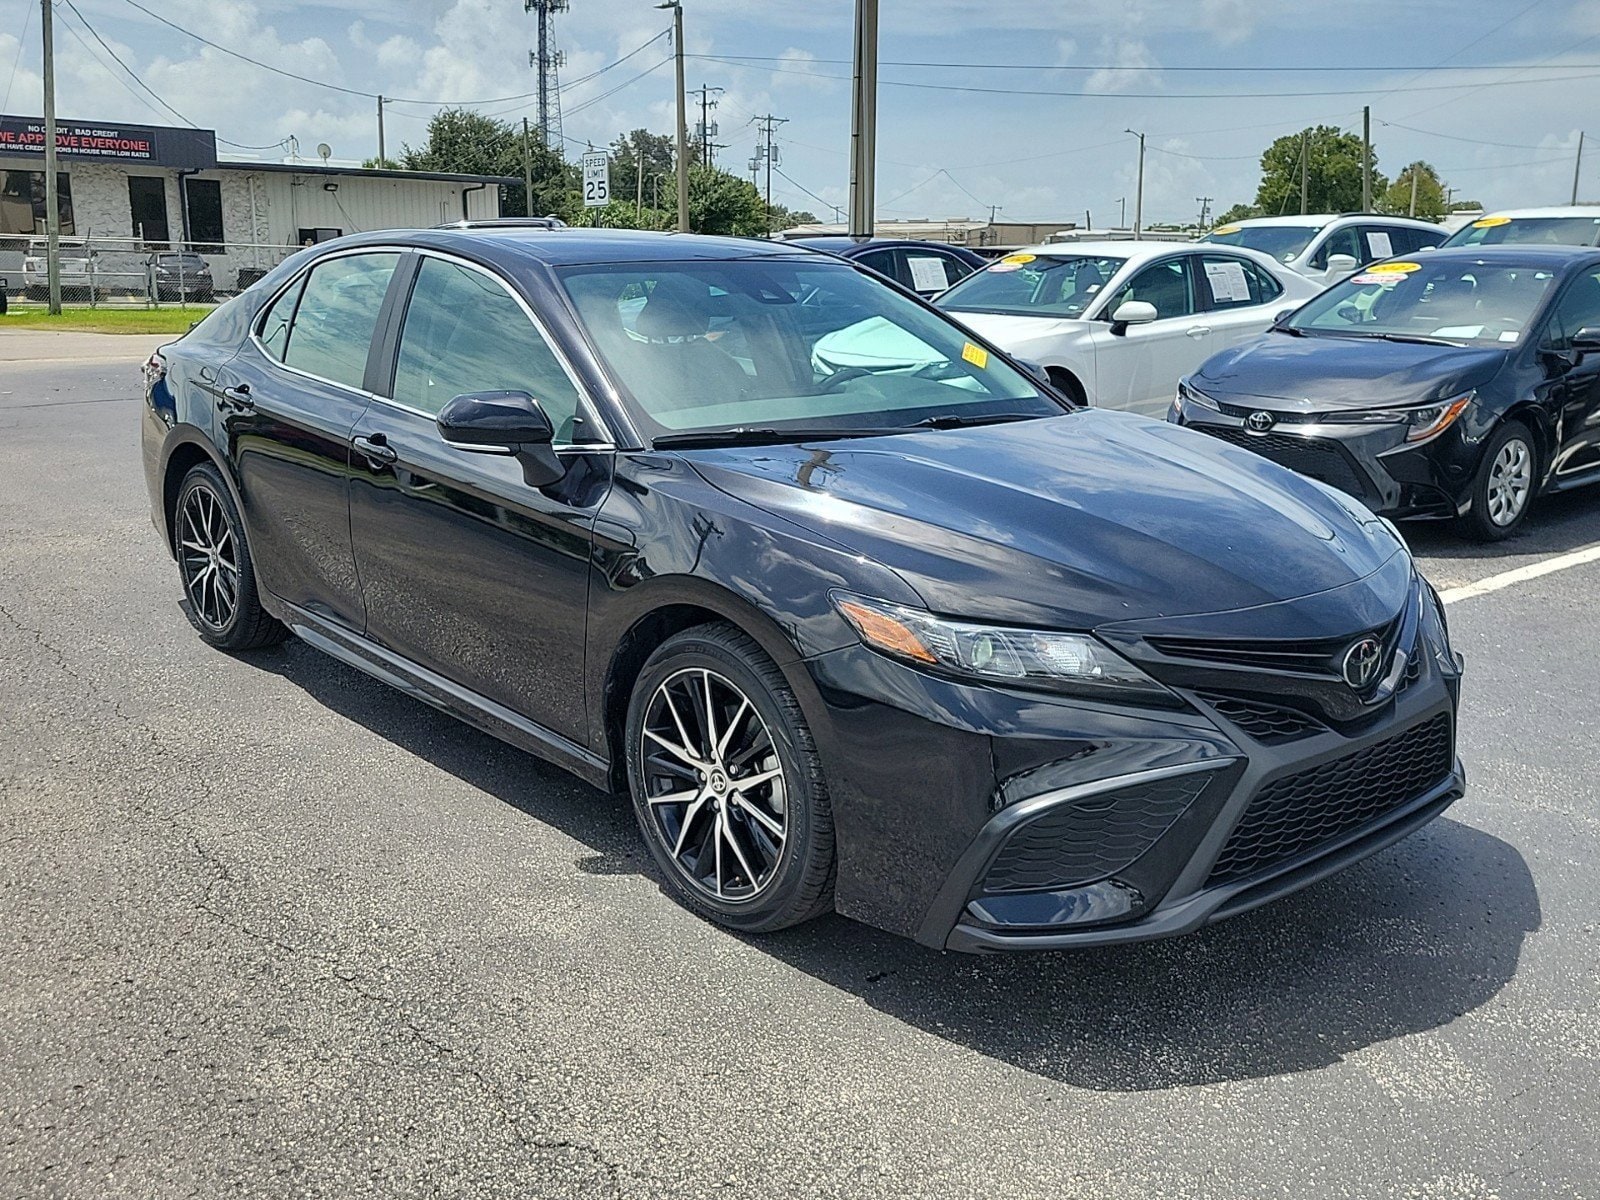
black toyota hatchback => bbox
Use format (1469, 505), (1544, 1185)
(142, 227), (1463, 953)
(1172, 246), (1600, 540)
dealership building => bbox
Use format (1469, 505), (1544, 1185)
(0, 114), (512, 294)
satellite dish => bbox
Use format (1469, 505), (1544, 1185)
(316, 142), (332, 163)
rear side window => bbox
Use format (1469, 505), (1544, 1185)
(1198, 255), (1282, 310)
(391, 257), (582, 439)
(277, 252), (400, 390)
(904, 251), (971, 293)
(257, 277), (303, 362)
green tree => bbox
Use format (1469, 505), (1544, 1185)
(1254, 126), (1385, 216)
(400, 108), (577, 218)
(607, 129), (676, 209)
(1215, 202), (1262, 225)
(662, 165), (770, 236)
(1377, 161), (1448, 220)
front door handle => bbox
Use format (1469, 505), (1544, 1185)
(352, 433), (398, 465)
(1185, 326), (1212, 339)
(220, 383), (254, 410)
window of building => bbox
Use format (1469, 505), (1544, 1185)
(297, 227), (343, 247)
(128, 176), (170, 245)
(0, 170), (74, 237)
(184, 178), (224, 252)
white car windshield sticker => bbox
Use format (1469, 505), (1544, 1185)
(907, 256), (950, 292)
(1204, 260), (1251, 303)
(1366, 231), (1394, 259)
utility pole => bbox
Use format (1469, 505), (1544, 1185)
(1299, 129), (1310, 215)
(753, 114), (788, 237)
(848, 0), (878, 237)
(1084, 208), (1091, 231)
(1195, 196), (1212, 232)
(41, 0), (60, 314)
(658, 2), (690, 232)
(526, 0), (569, 150)
(377, 95), (386, 165)
(1117, 197), (1125, 227)
(1574, 131), (1586, 205)
(635, 142), (644, 220)
(692, 84), (723, 168)
(1125, 130), (1145, 239)
(522, 118), (535, 216)
(1361, 105), (1371, 213)
(1409, 167), (1419, 217)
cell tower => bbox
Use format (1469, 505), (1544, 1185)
(526, 0), (568, 151)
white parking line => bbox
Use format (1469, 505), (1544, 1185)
(1439, 542), (1600, 605)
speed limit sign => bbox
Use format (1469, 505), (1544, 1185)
(582, 153), (610, 208)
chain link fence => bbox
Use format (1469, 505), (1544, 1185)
(0, 235), (302, 309)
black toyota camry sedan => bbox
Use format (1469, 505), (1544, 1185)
(1172, 246), (1600, 540)
(142, 227), (1463, 953)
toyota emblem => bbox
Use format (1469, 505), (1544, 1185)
(1341, 637), (1384, 690)
(1245, 410), (1276, 433)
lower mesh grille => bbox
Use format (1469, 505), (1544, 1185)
(1198, 693), (1325, 743)
(1196, 426), (1371, 501)
(984, 773), (1213, 894)
(1207, 713), (1453, 886)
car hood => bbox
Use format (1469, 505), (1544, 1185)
(682, 409), (1409, 635)
(942, 310), (1092, 348)
(1193, 330), (1510, 410)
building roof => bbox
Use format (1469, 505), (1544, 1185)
(218, 160), (519, 186)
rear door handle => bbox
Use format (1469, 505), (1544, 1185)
(1185, 326), (1212, 339)
(220, 383), (254, 409)
(352, 433), (398, 465)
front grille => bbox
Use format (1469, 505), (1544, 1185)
(983, 773), (1213, 894)
(1198, 693), (1325, 743)
(1206, 713), (1453, 886)
(1196, 426), (1371, 501)
(1149, 620), (1399, 679)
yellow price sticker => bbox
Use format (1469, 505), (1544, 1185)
(1000, 253), (1036, 265)
(1213, 224), (1241, 235)
(962, 342), (990, 369)
(1472, 215), (1513, 228)
(1366, 261), (1422, 274)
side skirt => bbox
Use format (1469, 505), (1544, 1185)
(279, 601), (613, 791)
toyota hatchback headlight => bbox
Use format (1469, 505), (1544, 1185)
(832, 592), (1170, 701)
(1175, 379), (1221, 413)
(1320, 391), (1473, 443)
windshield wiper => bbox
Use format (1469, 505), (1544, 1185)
(651, 427), (895, 449)
(903, 412), (1043, 430)
(1368, 332), (1466, 347)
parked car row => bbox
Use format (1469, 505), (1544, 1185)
(144, 224), (1466, 955)
(18, 241), (215, 302)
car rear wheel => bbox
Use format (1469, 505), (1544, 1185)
(174, 463), (287, 650)
(625, 623), (835, 933)
(1460, 420), (1535, 541)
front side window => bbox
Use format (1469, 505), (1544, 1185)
(1198, 255), (1282, 310)
(1309, 227), (1363, 270)
(1287, 259), (1558, 346)
(278, 252), (400, 390)
(937, 254), (1127, 318)
(1105, 258), (1196, 320)
(392, 257), (582, 439)
(1539, 268), (1600, 351)
(560, 259), (1057, 440)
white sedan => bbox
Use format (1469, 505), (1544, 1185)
(933, 241), (1323, 416)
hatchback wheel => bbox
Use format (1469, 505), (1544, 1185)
(174, 463), (287, 650)
(625, 624), (835, 933)
(1461, 420), (1535, 541)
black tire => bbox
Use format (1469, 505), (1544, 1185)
(1458, 419), (1537, 542)
(625, 623), (835, 934)
(173, 463), (287, 651)
(1046, 367), (1088, 407)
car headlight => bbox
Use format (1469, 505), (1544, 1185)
(1176, 378), (1221, 413)
(831, 592), (1171, 701)
(1320, 391), (1473, 443)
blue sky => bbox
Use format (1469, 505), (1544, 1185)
(2, 0), (1597, 224)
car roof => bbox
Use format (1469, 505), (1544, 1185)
(1005, 240), (1285, 267)
(1213, 214), (1441, 230)
(1390, 244), (1600, 267)
(1469, 206), (1600, 219)
(789, 236), (973, 254)
(328, 227), (820, 268)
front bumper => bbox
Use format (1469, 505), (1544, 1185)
(1170, 391), (1474, 519)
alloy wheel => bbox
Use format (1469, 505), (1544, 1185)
(639, 667), (788, 902)
(178, 483), (240, 631)
(1486, 437), (1532, 527)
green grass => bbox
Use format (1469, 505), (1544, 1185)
(0, 306), (217, 334)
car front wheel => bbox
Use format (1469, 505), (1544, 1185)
(1461, 420), (1536, 541)
(625, 623), (835, 933)
(174, 463), (287, 650)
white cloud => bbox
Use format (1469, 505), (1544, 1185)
(1086, 38), (1161, 94)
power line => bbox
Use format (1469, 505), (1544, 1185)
(1379, 120), (1566, 151)
(2, 0), (33, 111)
(689, 51), (1600, 74)
(1372, 0), (1551, 105)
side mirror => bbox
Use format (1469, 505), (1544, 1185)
(1571, 326), (1600, 355)
(437, 390), (565, 487)
(1325, 253), (1360, 279)
(1109, 299), (1158, 335)
(1270, 307), (1297, 328)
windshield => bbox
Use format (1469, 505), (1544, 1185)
(559, 259), (1059, 442)
(1202, 224), (1318, 263)
(1285, 259), (1557, 346)
(1443, 215), (1600, 248)
(934, 254), (1126, 317)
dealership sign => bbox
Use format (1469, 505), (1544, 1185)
(0, 115), (217, 169)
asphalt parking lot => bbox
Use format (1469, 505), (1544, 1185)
(2, 334), (1597, 1199)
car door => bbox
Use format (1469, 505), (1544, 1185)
(1534, 265), (1600, 481)
(346, 251), (611, 744)
(1195, 252), (1288, 355)
(225, 249), (402, 631)
(1086, 255), (1208, 415)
